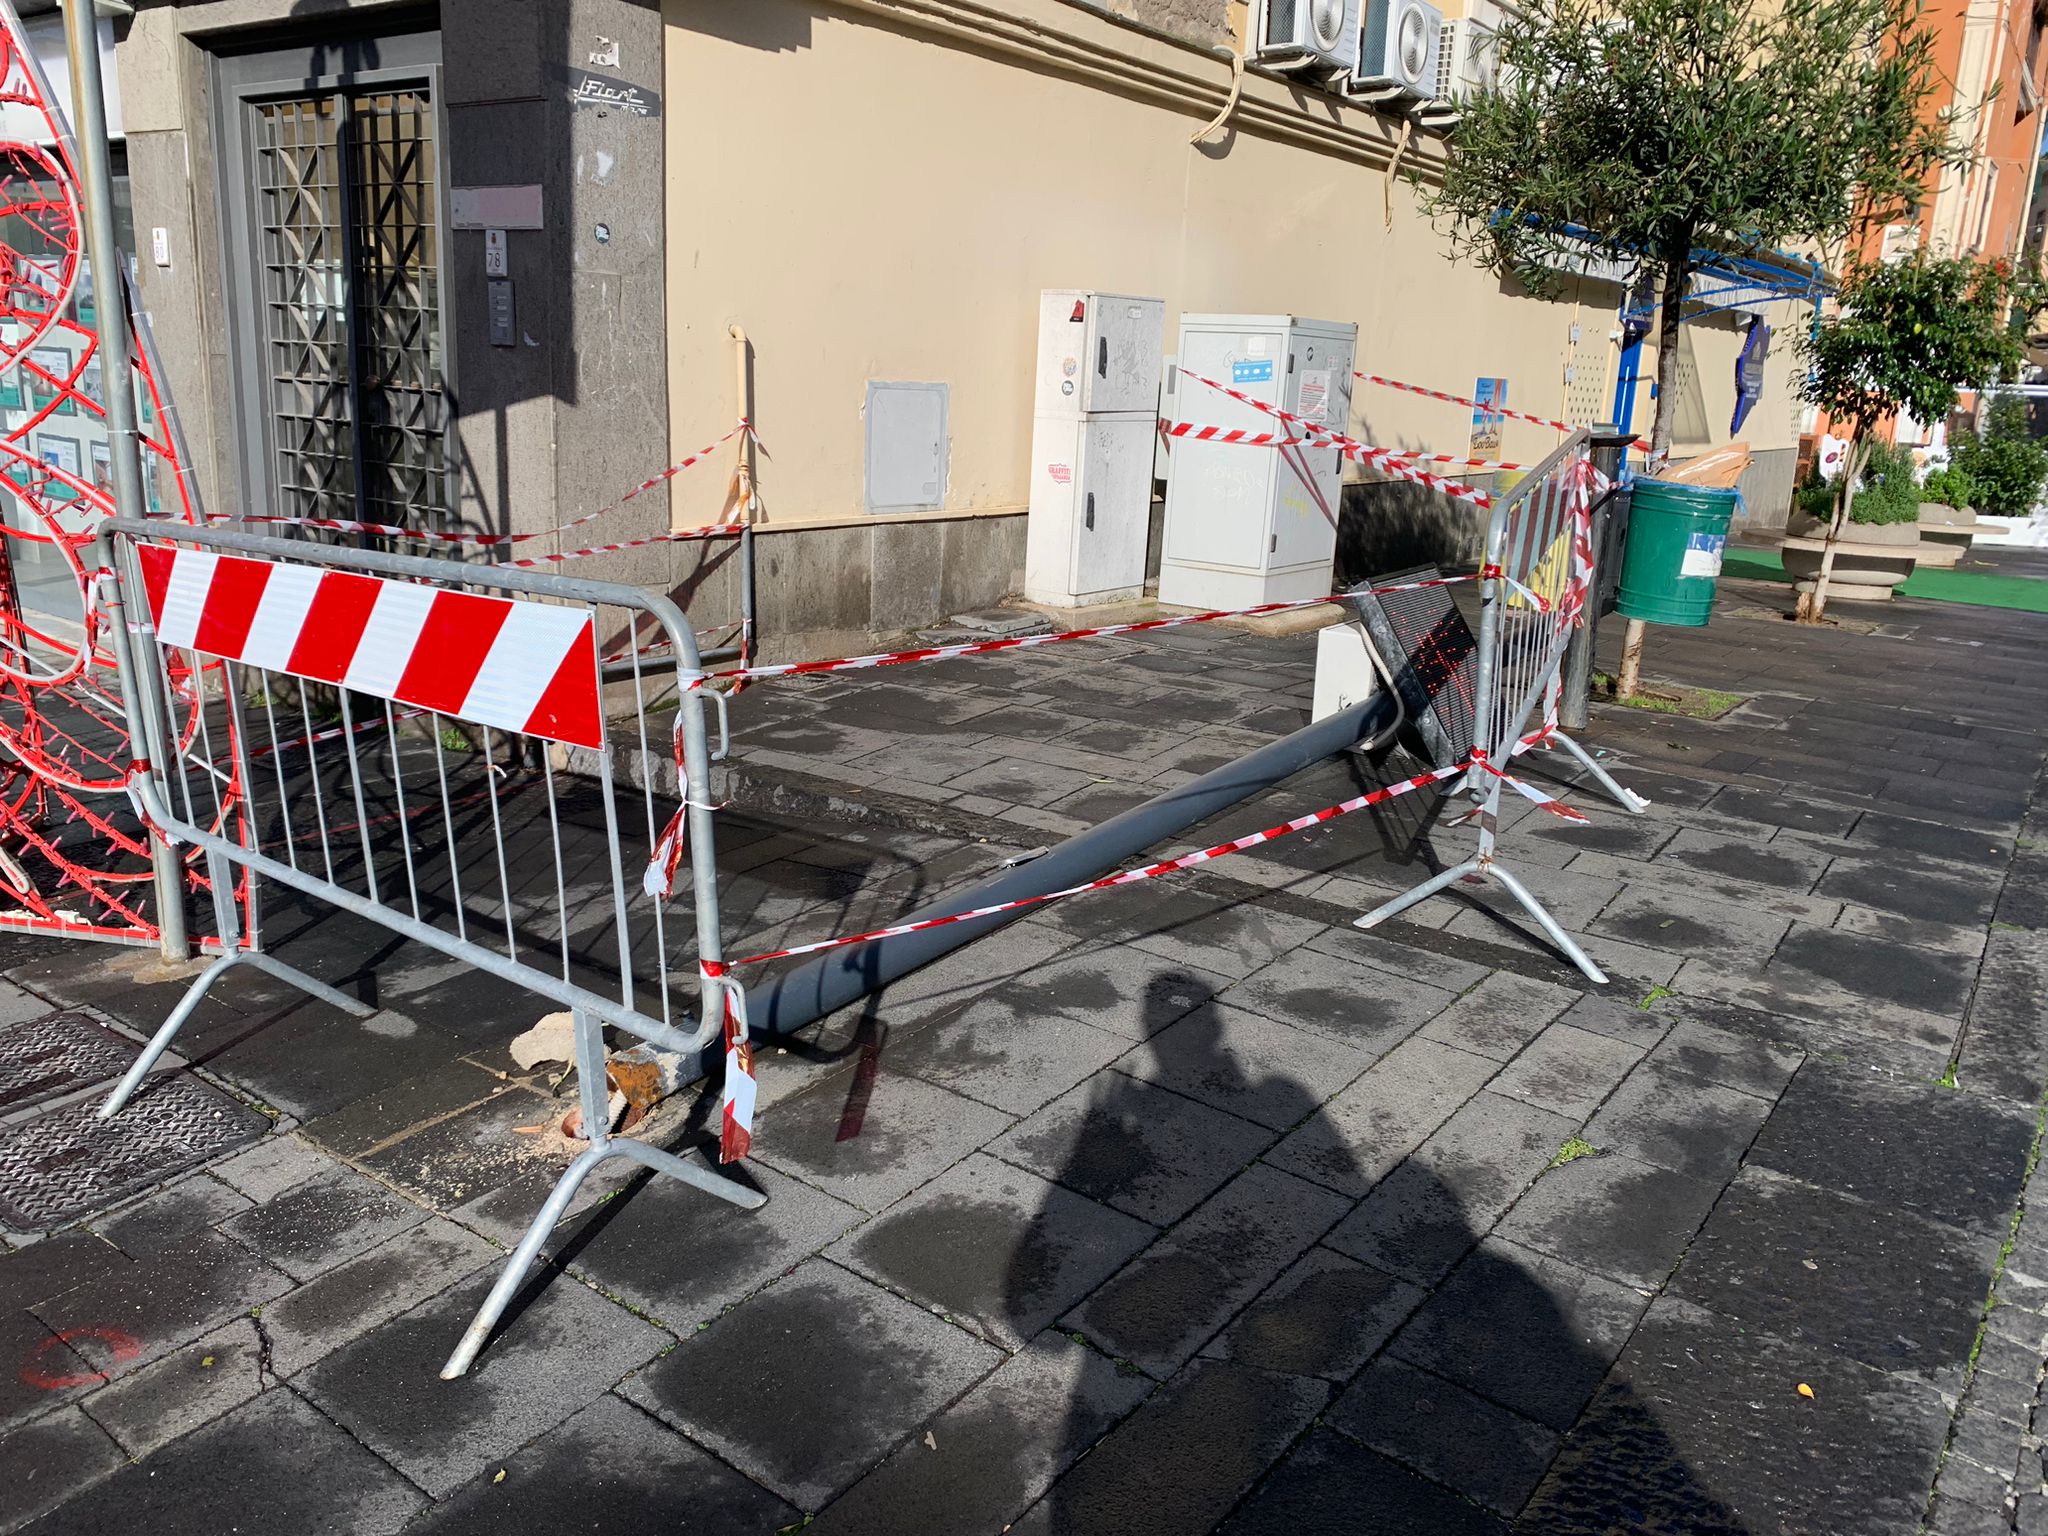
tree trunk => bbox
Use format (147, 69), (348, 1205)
(1796, 433), (1865, 624)
(1618, 233), (1693, 700)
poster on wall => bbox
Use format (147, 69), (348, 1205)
(1471, 378), (1508, 458)
(1730, 318), (1770, 436)
(38, 433), (80, 500)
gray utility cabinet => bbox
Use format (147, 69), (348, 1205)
(1023, 289), (1165, 607)
(1158, 314), (1358, 610)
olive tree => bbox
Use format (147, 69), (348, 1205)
(1798, 254), (2036, 619)
(1429, 0), (1969, 686)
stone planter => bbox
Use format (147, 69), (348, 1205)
(1780, 513), (1924, 601)
(1919, 501), (1977, 551)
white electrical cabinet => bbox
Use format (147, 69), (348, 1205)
(1158, 314), (1358, 611)
(1025, 289), (1164, 606)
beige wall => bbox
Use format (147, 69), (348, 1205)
(662, 0), (1802, 535)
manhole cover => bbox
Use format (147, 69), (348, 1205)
(0, 1010), (137, 1113)
(0, 1074), (268, 1235)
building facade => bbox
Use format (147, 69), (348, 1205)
(107, 0), (1805, 661)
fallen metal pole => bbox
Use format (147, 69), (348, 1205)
(751, 687), (1401, 1038)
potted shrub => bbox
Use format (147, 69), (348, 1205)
(1783, 439), (1925, 598)
(1918, 464), (1979, 547)
(1949, 395), (2048, 525)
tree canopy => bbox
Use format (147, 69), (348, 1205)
(1430, 0), (1969, 458)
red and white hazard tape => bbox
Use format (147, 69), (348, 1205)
(1174, 371), (1494, 510)
(1356, 372), (1651, 452)
(709, 729), (1588, 972)
(1164, 418), (1531, 476)
(698, 961), (756, 1162)
(208, 420), (758, 553)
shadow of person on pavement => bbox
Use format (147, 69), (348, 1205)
(1005, 979), (1748, 1536)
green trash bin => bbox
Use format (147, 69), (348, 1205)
(1614, 478), (1739, 627)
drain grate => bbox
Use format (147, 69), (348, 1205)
(0, 1074), (269, 1234)
(0, 1010), (138, 1113)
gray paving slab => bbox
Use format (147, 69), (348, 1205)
(1652, 827), (1833, 891)
(945, 757), (1101, 806)
(1555, 991), (1673, 1049)
(753, 1062), (1013, 1213)
(206, 1134), (340, 1202)
(1112, 1003), (1373, 1130)
(563, 1160), (862, 1331)
(808, 1334), (1151, 1536)
(0, 1231), (129, 1313)
(92, 1176), (252, 1256)
(297, 1266), (669, 1498)
(830, 1152), (1154, 1348)
(1708, 786), (1860, 838)
(1747, 1059), (2035, 1236)
(884, 994), (1134, 1116)
(1520, 1296), (1949, 1536)
(404, 1392), (797, 1535)
(995, 944), (1230, 1041)
(1565, 848), (1842, 924)
(1641, 1019), (1802, 1100)
(1327, 1354), (1560, 1516)
(1488, 1022), (1646, 1119)
(79, 1316), (266, 1459)
(1216, 943), (1458, 1055)
(1388, 1236), (1648, 1433)
(296, 1058), (520, 1158)
(1580, 1058), (1776, 1183)
(1589, 884), (1793, 961)
(1303, 923), (1496, 993)
(1834, 901), (1989, 958)
(1417, 971), (1578, 1061)
(991, 1072), (1274, 1225)
(1771, 921), (1982, 1018)
(1218, 1424), (1510, 1536)
(1574, 929), (1687, 987)
(1665, 959), (1959, 1079)
(1815, 850), (2003, 928)
(1324, 1090), (1577, 1284)
(1011, 1359), (1328, 1536)
(1494, 1148), (1723, 1290)
(0, 1308), (97, 1432)
(1957, 925), (2048, 1104)
(31, 1227), (293, 1382)
(1065, 1161), (1351, 1379)
(0, 1405), (134, 1533)
(625, 1259), (1003, 1510)
(1121, 901), (1326, 980)
(1264, 1034), (1500, 1199)
(1670, 1166), (1995, 1390)
(259, 1218), (500, 1378)
(216, 1166), (429, 1282)
(1201, 1244), (1422, 1381)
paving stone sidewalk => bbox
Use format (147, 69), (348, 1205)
(3, 557), (2048, 1533)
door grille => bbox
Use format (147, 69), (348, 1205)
(251, 86), (444, 532)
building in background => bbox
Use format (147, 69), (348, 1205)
(102, 0), (1813, 659)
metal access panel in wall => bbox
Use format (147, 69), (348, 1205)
(866, 381), (949, 514)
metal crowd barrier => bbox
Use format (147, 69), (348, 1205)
(1354, 431), (1623, 982)
(91, 517), (761, 1376)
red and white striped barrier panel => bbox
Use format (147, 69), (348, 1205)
(1174, 371), (1494, 510)
(211, 419), (758, 555)
(1356, 372), (1651, 452)
(135, 545), (605, 750)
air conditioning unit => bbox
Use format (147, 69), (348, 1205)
(1350, 0), (1443, 101)
(1257, 0), (1361, 76)
(1441, 13), (1501, 99)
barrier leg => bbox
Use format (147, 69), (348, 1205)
(1488, 862), (1609, 984)
(440, 1011), (766, 1379)
(97, 948), (376, 1119)
(1545, 731), (1650, 814)
(1354, 858), (1482, 930)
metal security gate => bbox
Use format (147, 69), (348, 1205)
(219, 33), (450, 535)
